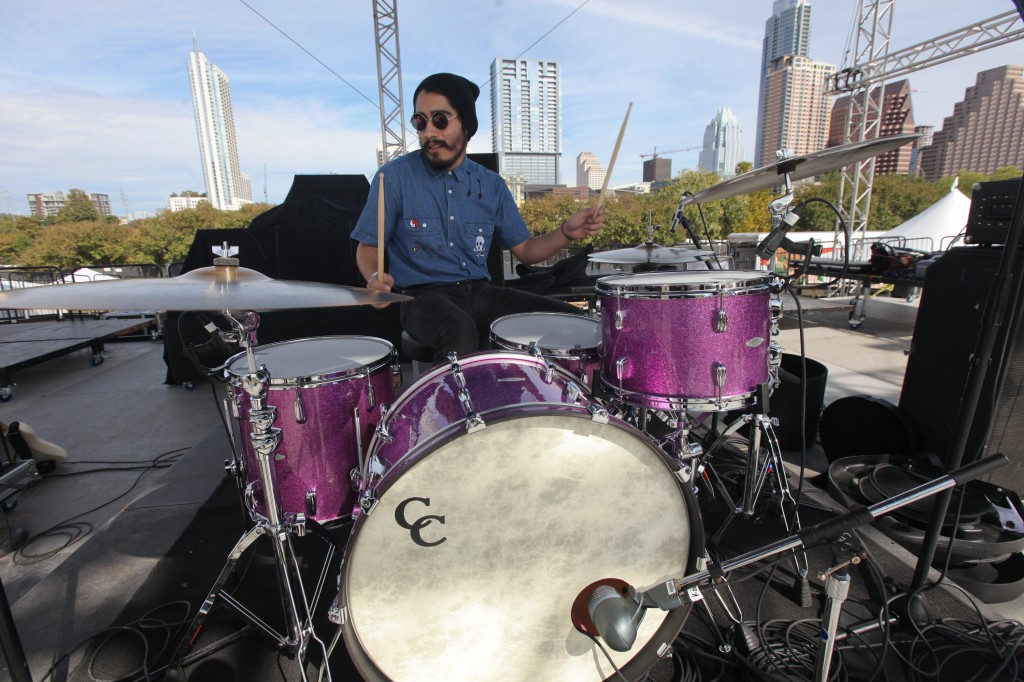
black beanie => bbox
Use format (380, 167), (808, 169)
(414, 73), (480, 138)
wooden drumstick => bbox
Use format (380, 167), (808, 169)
(595, 102), (632, 212)
(376, 172), (385, 277)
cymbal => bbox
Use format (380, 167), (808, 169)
(589, 243), (715, 264)
(0, 264), (413, 312)
(681, 133), (920, 205)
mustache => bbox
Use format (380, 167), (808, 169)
(423, 138), (451, 150)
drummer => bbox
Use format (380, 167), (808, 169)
(352, 72), (605, 365)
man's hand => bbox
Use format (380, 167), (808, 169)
(562, 205), (606, 240)
(366, 271), (396, 309)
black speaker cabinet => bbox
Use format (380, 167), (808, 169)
(899, 246), (1024, 492)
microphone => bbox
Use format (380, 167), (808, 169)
(755, 202), (804, 261)
(587, 584), (641, 652)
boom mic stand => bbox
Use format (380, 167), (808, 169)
(585, 453), (1008, 682)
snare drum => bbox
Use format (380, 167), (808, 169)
(226, 336), (399, 524)
(598, 270), (777, 411)
(336, 351), (701, 681)
(489, 311), (602, 386)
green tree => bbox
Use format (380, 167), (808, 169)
(55, 188), (100, 223)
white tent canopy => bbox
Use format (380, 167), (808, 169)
(880, 179), (970, 251)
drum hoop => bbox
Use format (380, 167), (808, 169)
(490, 312), (601, 354)
(340, 409), (705, 682)
(225, 335), (396, 388)
(597, 280), (772, 299)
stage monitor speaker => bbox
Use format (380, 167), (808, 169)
(965, 178), (1022, 246)
(899, 245), (1024, 492)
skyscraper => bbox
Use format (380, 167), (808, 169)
(490, 58), (562, 185)
(758, 55), (835, 168)
(576, 152), (605, 190)
(754, 0), (812, 166)
(187, 37), (253, 211)
(827, 80), (917, 175)
(698, 107), (744, 178)
(920, 65), (1024, 182)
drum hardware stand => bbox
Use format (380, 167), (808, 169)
(166, 307), (335, 682)
(584, 454), (1007, 671)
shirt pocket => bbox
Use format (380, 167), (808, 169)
(464, 221), (495, 260)
(404, 213), (444, 259)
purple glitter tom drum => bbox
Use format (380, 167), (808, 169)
(226, 336), (400, 524)
(489, 312), (602, 387)
(337, 350), (702, 681)
(597, 270), (777, 411)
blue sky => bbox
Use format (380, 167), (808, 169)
(1, 0), (1020, 216)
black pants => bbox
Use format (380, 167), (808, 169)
(399, 281), (580, 364)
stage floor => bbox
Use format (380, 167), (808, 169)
(1, 296), (1021, 681)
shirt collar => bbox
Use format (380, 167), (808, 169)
(417, 149), (473, 182)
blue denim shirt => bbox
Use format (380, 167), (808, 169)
(351, 151), (529, 288)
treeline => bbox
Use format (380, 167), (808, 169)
(2, 167), (1019, 271)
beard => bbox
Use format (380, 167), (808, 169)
(422, 131), (469, 170)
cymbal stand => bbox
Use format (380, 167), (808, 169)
(699, 387), (809, 582)
(167, 310), (333, 682)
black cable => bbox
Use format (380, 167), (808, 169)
(12, 448), (189, 564)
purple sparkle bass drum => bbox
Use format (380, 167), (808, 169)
(334, 351), (702, 681)
(489, 311), (602, 387)
(597, 271), (780, 411)
(225, 336), (400, 524)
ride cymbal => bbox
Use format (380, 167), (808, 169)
(681, 133), (920, 205)
(588, 243), (715, 264)
(0, 264), (413, 312)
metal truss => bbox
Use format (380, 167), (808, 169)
(372, 0), (407, 165)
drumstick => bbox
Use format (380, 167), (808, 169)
(595, 102), (632, 212)
(376, 172), (385, 277)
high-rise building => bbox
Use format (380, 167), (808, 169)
(167, 195), (209, 212)
(698, 107), (744, 177)
(827, 79), (916, 175)
(27, 191), (112, 218)
(642, 158), (672, 183)
(187, 37), (253, 211)
(758, 55), (835, 168)
(490, 58), (562, 185)
(755, 0), (812, 166)
(909, 125), (935, 176)
(576, 152), (605, 190)
(920, 65), (1024, 182)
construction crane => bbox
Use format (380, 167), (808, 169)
(639, 146), (701, 159)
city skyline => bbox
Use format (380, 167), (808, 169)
(1, 1), (1021, 216)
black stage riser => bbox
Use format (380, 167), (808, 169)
(899, 245), (1024, 492)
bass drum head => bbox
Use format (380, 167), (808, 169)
(341, 413), (700, 681)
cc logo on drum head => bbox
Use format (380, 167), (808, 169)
(395, 497), (447, 547)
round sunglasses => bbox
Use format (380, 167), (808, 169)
(410, 111), (459, 131)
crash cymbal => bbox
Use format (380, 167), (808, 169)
(0, 264), (413, 311)
(681, 133), (920, 205)
(588, 243), (715, 264)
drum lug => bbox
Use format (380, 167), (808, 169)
(566, 380), (584, 404)
(328, 597), (345, 626)
(293, 393), (306, 424)
(715, 308), (728, 333)
(375, 403), (393, 443)
(616, 356), (628, 380)
(364, 367), (377, 409)
(588, 403), (610, 424)
(390, 363), (403, 390)
(305, 490), (317, 518)
(714, 362), (727, 389)
(614, 309), (625, 330)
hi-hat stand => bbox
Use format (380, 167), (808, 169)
(165, 309), (335, 682)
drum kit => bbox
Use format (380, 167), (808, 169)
(0, 135), (952, 682)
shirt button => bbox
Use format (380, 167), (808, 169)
(448, 189), (452, 194)
(449, 216), (455, 221)
(449, 242), (454, 246)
